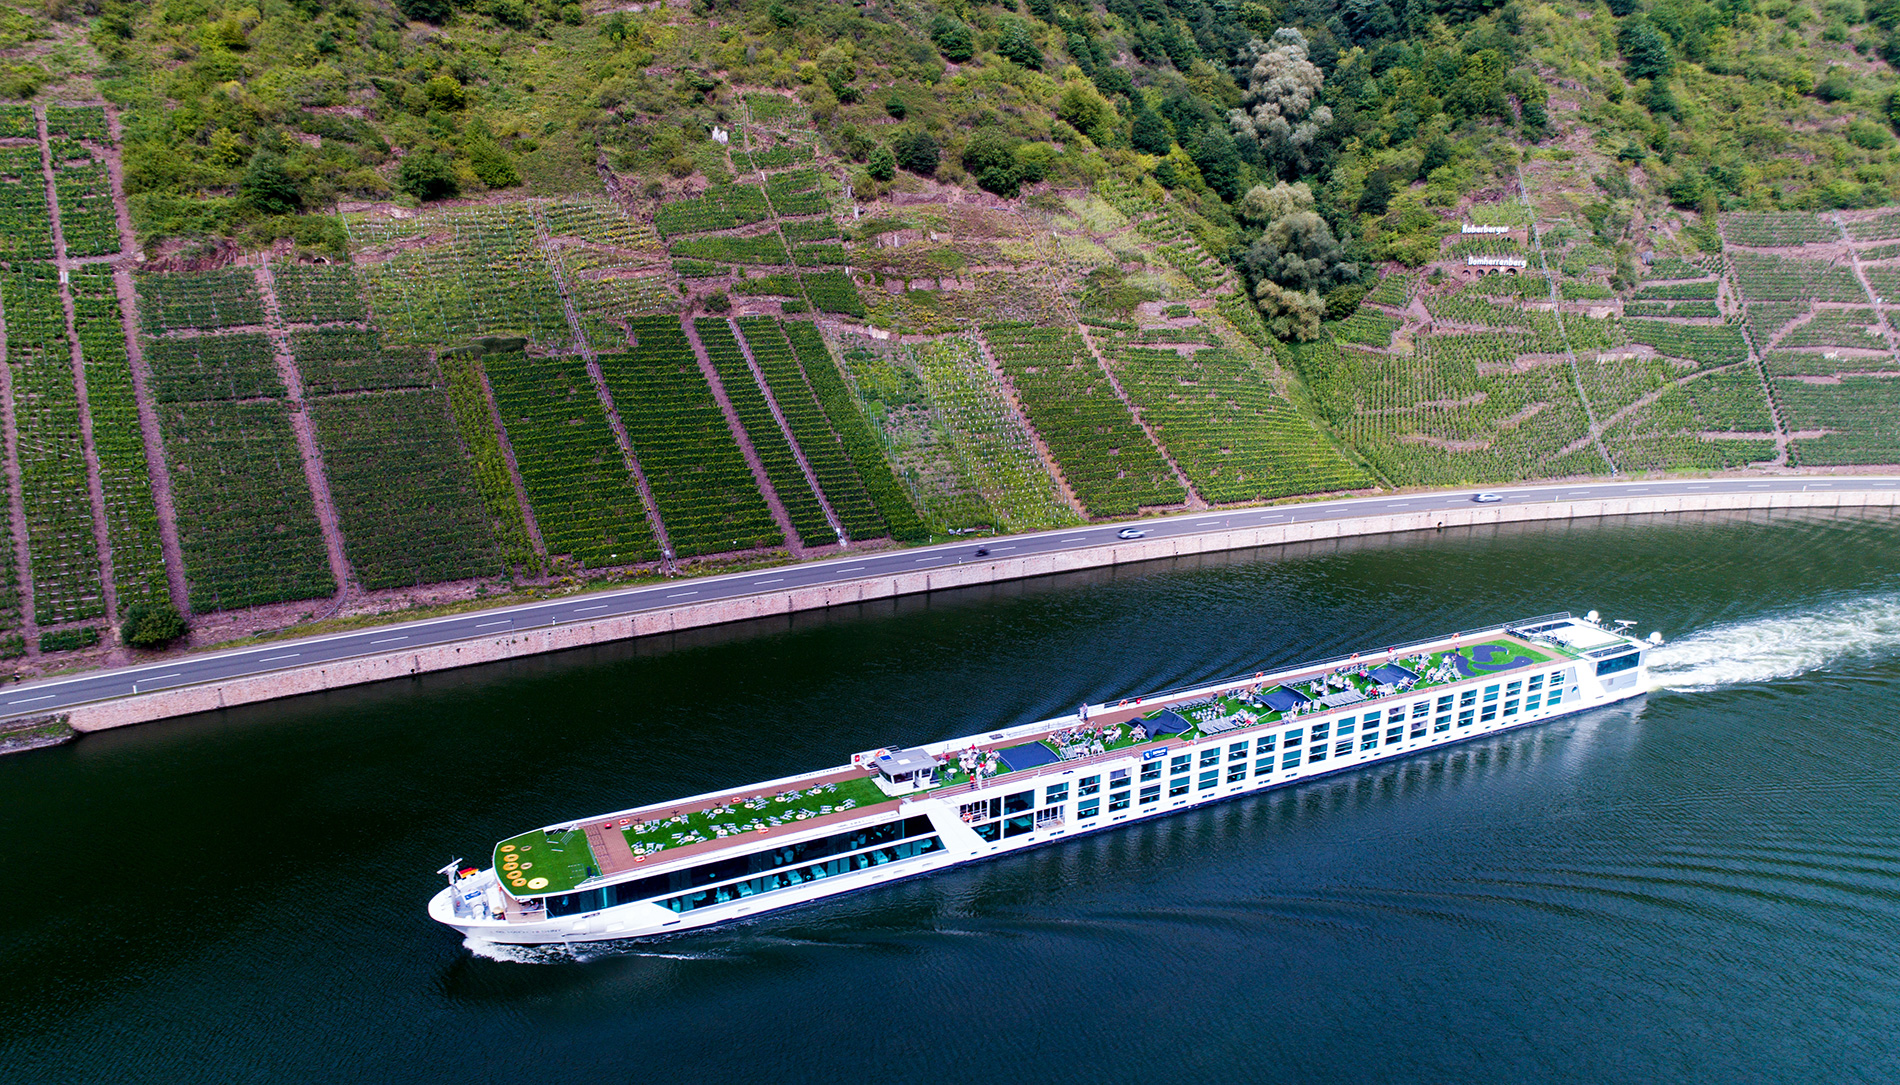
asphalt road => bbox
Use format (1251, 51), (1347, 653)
(7, 476), (1896, 721)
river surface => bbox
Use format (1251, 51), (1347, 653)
(7, 509), (1900, 1084)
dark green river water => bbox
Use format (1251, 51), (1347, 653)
(7, 508), (1900, 1084)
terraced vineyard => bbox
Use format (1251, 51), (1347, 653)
(982, 322), (1184, 515)
(138, 268), (265, 332)
(312, 390), (502, 588)
(783, 321), (927, 541)
(52, 160), (118, 257)
(71, 267), (166, 604)
(736, 318), (889, 540)
(600, 320), (780, 558)
(484, 351), (658, 568)
(842, 334), (1078, 533)
(143, 333), (281, 402)
(437, 350), (537, 571)
(273, 264), (369, 324)
(1098, 335), (1367, 502)
(351, 205), (568, 350)
(159, 400), (334, 612)
(289, 328), (433, 394)
(694, 318), (833, 547)
(1776, 377), (1900, 465)
(0, 146), (53, 262)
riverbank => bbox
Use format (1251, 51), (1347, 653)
(49, 483), (1900, 735)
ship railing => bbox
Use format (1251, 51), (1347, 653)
(1113, 613), (1572, 710)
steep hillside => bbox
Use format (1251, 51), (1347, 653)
(0, 0), (1889, 668)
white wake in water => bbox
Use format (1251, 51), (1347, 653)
(1647, 592), (1900, 691)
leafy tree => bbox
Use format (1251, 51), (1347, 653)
(425, 74), (467, 111)
(1230, 28), (1332, 173)
(1618, 19), (1674, 82)
(1190, 128), (1243, 201)
(997, 18), (1043, 68)
(395, 0), (452, 23)
(239, 151), (301, 215)
(1131, 103), (1173, 155)
(930, 16), (974, 63)
(397, 150), (458, 200)
(1357, 170), (1393, 216)
(885, 95), (907, 120)
(893, 128), (940, 176)
(1057, 80), (1115, 145)
(465, 139), (519, 188)
(122, 600), (186, 649)
(964, 127), (1024, 196)
(867, 144), (896, 181)
(1244, 205), (1357, 341)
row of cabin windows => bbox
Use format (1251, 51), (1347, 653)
(960, 670), (1574, 833)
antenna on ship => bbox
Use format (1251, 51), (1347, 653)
(1613, 619), (1636, 634)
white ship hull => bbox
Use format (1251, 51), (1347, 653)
(432, 614), (1653, 946)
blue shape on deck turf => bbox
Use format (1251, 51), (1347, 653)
(998, 742), (1063, 771)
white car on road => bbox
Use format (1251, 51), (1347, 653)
(1117, 527), (1146, 539)
(1472, 492), (1504, 503)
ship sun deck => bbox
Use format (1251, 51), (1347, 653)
(488, 624), (1589, 898)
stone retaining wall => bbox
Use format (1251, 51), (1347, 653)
(65, 488), (1900, 733)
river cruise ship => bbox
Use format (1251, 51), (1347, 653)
(431, 611), (1656, 944)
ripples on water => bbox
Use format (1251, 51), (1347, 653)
(8, 508), (1900, 1084)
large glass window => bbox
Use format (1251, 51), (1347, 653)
(1140, 761), (1161, 783)
(1597, 652), (1640, 677)
(1109, 768), (1130, 786)
(1078, 776), (1101, 796)
(1483, 685), (1500, 703)
(1229, 742), (1249, 761)
(1256, 735), (1277, 753)
(1413, 701), (1431, 719)
(1284, 728), (1303, 748)
(1551, 671), (1566, 686)
(974, 822), (1001, 842)
(1004, 791), (1034, 814)
(1036, 806), (1064, 826)
(1140, 784), (1160, 805)
(1547, 688), (1564, 706)
(1108, 792), (1130, 812)
(1435, 717), (1451, 733)
(1281, 750), (1301, 770)
(1386, 726), (1403, 744)
(1309, 745), (1328, 763)
(558, 814), (938, 914)
(1200, 748), (1220, 767)
(659, 836), (946, 914)
(1334, 740), (1353, 756)
(1198, 769), (1219, 791)
(1528, 674), (1544, 690)
(1044, 783), (1069, 805)
(1361, 733), (1379, 751)
(1256, 757), (1276, 775)
(1504, 699), (1520, 716)
(1481, 704), (1498, 723)
(1170, 754), (1192, 774)
(1460, 689), (1477, 708)
(1411, 719), (1427, 738)
(1436, 695), (1454, 713)
(1458, 708), (1475, 727)
(1226, 764), (1246, 783)
(1311, 721), (1330, 741)
(1169, 779), (1190, 797)
(1525, 694), (1541, 711)
(1078, 797), (1100, 819)
(1337, 719), (1355, 737)
(1004, 815), (1034, 837)
(1506, 680), (1522, 697)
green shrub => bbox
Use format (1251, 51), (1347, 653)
(396, 150), (457, 201)
(123, 600), (187, 648)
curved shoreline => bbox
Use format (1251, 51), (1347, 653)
(33, 479), (1900, 734)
